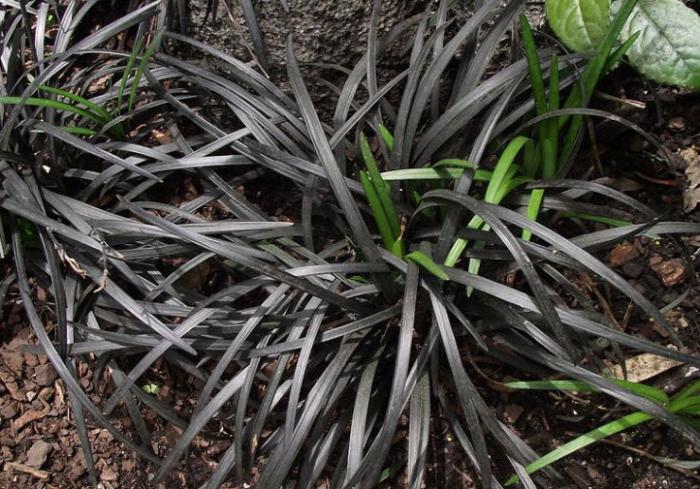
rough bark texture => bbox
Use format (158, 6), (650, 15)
(187, 0), (427, 74)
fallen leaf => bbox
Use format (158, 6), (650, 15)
(605, 353), (684, 382)
(680, 146), (700, 212)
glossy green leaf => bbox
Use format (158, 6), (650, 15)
(617, 0), (700, 89)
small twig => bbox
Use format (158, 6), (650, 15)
(580, 274), (624, 331)
(5, 462), (50, 480)
(594, 91), (646, 110)
(634, 171), (681, 187)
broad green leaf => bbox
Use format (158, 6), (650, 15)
(546, 0), (611, 53)
(616, 0), (700, 89)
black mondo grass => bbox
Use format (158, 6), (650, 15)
(1, 1), (700, 488)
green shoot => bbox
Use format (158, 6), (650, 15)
(559, 0), (639, 165)
(381, 167), (493, 182)
(0, 96), (105, 124)
(128, 30), (163, 112)
(406, 251), (449, 280)
(359, 170), (395, 251)
(378, 123), (395, 151)
(117, 32), (144, 114)
(37, 85), (112, 122)
(360, 133), (400, 238)
(504, 376), (700, 485)
(444, 137), (532, 267)
(505, 378), (670, 406)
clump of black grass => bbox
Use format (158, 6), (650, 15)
(1, 1), (700, 488)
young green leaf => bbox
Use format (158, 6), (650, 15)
(0, 96), (105, 123)
(505, 378), (670, 405)
(405, 251), (449, 281)
(378, 123), (395, 151)
(506, 411), (653, 484)
(359, 170), (394, 250)
(360, 132), (400, 238)
(129, 30), (163, 112)
(117, 32), (144, 113)
(381, 168), (493, 181)
(38, 85), (112, 122)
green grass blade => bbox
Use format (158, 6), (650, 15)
(505, 379), (669, 406)
(38, 85), (111, 121)
(129, 30), (163, 112)
(389, 238), (405, 259)
(485, 136), (530, 203)
(0, 96), (105, 124)
(445, 137), (529, 267)
(378, 123), (394, 151)
(405, 251), (449, 281)
(543, 53), (560, 178)
(359, 170), (394, 250)
(505, 411), (653, 484)
(59, 127), (99, 136)
(118, 32), (144, 114)
(495, 175), (533, 203)
(523, 188), (545, 241)
(519, 15), (547, 116)
(381, 168), (493, 181)
(559, 0), (639, 167)
(360, 133), (400, 238)
(523, 138), (540, 177)
(432, 158), (477, 169)
(673, 382), (700, 403)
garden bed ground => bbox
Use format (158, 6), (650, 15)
(1, 63), (700, 489)
(2, 2), (700, 488)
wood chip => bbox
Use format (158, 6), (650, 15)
(5, 461), (49, 480)
(608, 242), (639, 267)
(13, 398), (50, 431)
(650, 258), (687, 287)
(26, 440), (51, 468)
